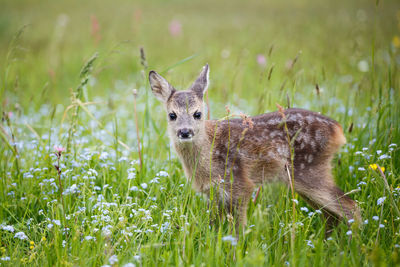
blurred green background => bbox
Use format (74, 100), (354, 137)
(1, 0), (398, 115)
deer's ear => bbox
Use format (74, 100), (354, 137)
(149, 71), (175, 102)
(190, 64), (209, 99)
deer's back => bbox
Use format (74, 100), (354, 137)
(205, 108), (346, 176)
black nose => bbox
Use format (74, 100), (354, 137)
(178, 128), (194, 139)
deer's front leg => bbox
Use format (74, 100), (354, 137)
(225, 178), (254, 236)
(206, 185), (226, 227)
(234, 196), (251, 235)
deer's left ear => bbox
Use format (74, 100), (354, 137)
(190, 64), (209, 99)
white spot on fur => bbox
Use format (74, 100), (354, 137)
(270, 131), (278, 138)
(310, 140), (316, 150)
(267, 118), (280, 125)
(277, 145), (289, 158)
(305, 115), (315, 123)
(267, 151), (275, 158)
(303, 134), (310, 144)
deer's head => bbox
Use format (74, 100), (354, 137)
(149, 64), (209, 143)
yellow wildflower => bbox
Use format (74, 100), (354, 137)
(369, 164), (385, 172)
(393, 36), (400, 48)
(29, 241), (35, 245)
(29, 245), (34, 250)
(41, 236), (46, 242)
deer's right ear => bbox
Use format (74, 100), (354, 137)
(149, 71), (175, 102)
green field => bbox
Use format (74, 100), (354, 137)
(0, 0), (399, 265)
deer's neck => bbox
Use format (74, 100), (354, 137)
(172, 129), (212, 190)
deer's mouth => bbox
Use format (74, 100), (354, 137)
(177, 135), (193, 142)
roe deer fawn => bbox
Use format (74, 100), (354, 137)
(149, 64), (361, 233)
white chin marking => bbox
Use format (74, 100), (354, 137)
(178, 138), (193, 143)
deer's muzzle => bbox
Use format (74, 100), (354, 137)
(177, 128), (194, 140)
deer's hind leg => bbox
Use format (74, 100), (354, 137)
(293, 165), (361, 225)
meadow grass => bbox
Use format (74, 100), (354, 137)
(0, 0), (399, 265)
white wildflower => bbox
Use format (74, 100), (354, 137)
(99, 152), (109, 160)
(118, 157), (128, 162)
(102, 225), (112, 237)
(306, 240), (314, 248)
(157, 171), (169, 177)
(133, 255), (141, 261)
(14, 231), (28, 240)
(85, 235), (96, 241)
(222, 235), (237, 246)
(129, 186), (138, 192)
(377, 197), (386, 206)
(130, 160), (140, 165)
(300, 207), (309, 212)
(109, 255), (118, 265)
(378, 154), (391, 160)
(149, 177), (159, 184)
(1, 225), (15, 232)
(358, 60), (369, 72)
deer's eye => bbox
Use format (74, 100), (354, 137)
(193, 111), (202, 120)
(169, 112), (177, 121)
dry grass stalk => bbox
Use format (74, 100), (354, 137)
(132, 89), (143, 170)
